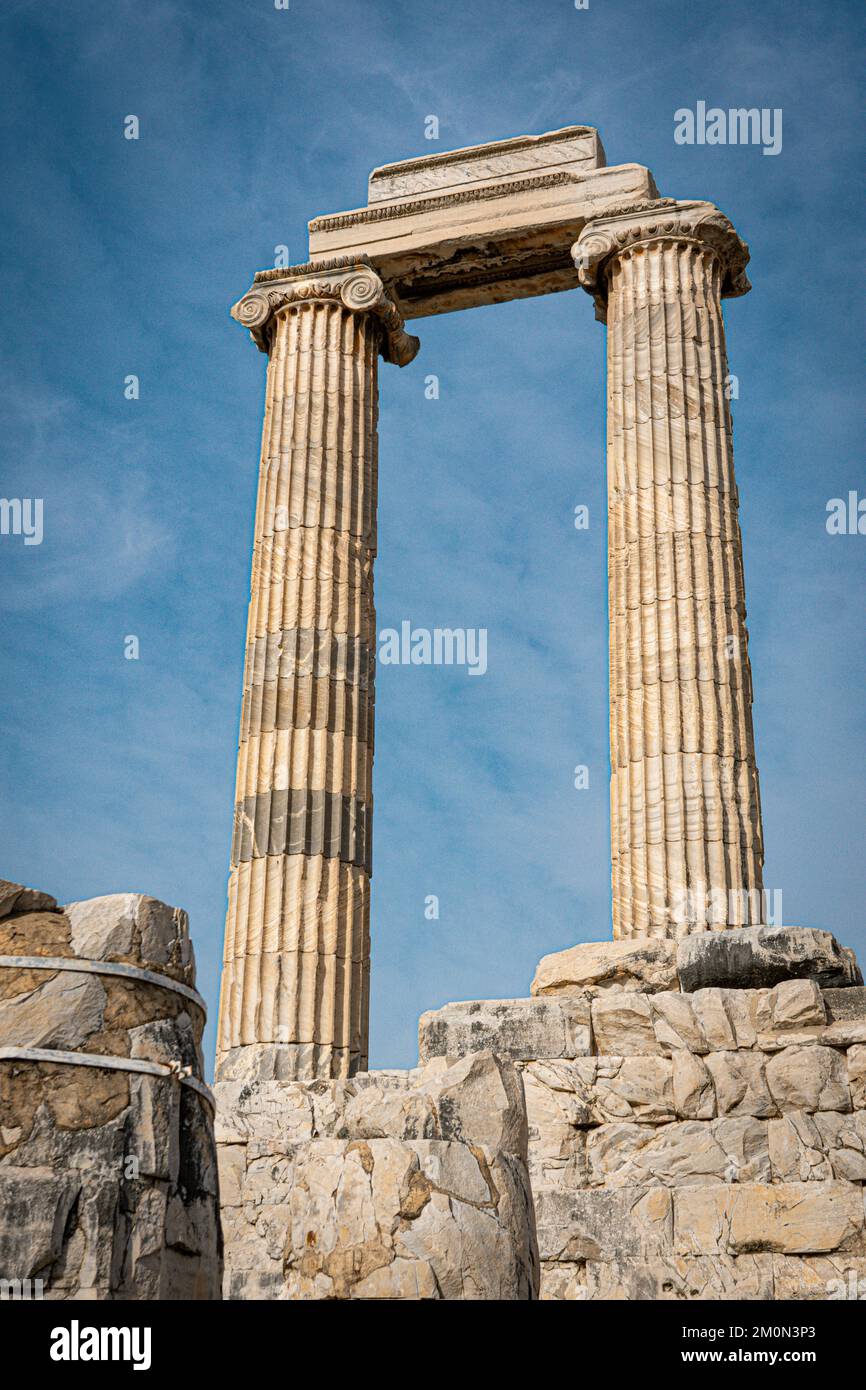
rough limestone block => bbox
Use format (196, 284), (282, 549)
(534, 1186), (672, 1263)
(849, 1045), (866, 1110)
(593, 988), (761, 1058)
(755, 978), (826, 1036)
(531, 938), (678, 997)
(590, 994), (661, 1055)
(125, 1073), (184, 1186)
(806, 1106), (866, 1173)
(588, 1056), (675, 1123)
(648, 988), (757, 1053)
(521, 1062), (590, 1188)
(0, 880), (58, 920)
(817, 1020), (866, 1049)
(593, 982), (865, 1064)
(589, 1056), (666, 1121)
(216, 1052), (539, 1300)
(772, 1254), (866, 1300)
(217, 1143), (247, 1209)
(418, 997), (590, 1064)
(238, 1137), (537, 1301)
(348, 1053), (528, 1154)
(585, 1116), (771, 1188)
(213, 1078), (317, 1147)
(672, 1053), (717, 1119)
(218, 1053), (527, 1157)
(539, 1261), (586, 1300)
(523, 1055), (677, 1133)
(745, 988), (866, 1052)
(646, 993), (708, 1053)
(704, 1051), (774, 1118)
(765, 1045), (850, 1115)
(0, 972), (107, 1052)
(689, 988), (758, 1050)
(521, 1058), (595, 1130)
(0, 1169), (80, 1279)
(583, 1253), (774, 1301)
(824, 986), (866, 1023)
(677, 925), (861, 993)
(769, 1110), (866, 1184)
(674, 1182), (866, 1256)
(64, 892), (196, 985)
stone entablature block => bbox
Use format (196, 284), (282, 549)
(367, 124), (606, 203)
(308, 132), (658, 319)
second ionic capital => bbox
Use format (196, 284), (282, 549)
(572, 198), (751, 322)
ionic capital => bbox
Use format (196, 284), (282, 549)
(572, 198), (751, 322)
(231, 255), (420, 366)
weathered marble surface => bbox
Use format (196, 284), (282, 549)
(220, 260), (419, 1086)
(419, 996), (591, 1064)
(532, 937), (678, 997)
(367, 125), (605, 203)
(589, 979), (866, 1057)
(521, 929), (866, 1300)
(309, 127), (658, 319)
(216, 1052), (538, 1300)
(0, 880), (220, 1300)
(677, 925), (862, 992)
(574, 201), (762, 939)
(213, 925), (866, 1300)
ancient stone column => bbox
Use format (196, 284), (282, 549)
(217, 257), (418, 1081)
(573, 201), (764, 938)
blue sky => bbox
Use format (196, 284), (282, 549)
(0, 0), (863, 1076)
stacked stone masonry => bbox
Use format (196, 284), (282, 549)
(419, 929), (866, 1299)
(0, 880), (221, 1300)
(214, 1051), (538, 1299)
(211, 923), (866, 1300)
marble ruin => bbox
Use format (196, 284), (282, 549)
(0, 883), (220, 1298)
(1, 125), (862, 1301)
(218, 123), (766, 1082)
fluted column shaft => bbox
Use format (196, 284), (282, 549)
(575, 202), (764, 938)
(217, 260), (418, 1079)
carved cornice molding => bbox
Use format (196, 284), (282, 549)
(231, 258), (420, 366)
(308, 171), (579, 232)
(571, 199), (751, 322)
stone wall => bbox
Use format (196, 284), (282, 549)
(214, 924), (865, 1301)
(214, 1051), (537, 1299)
(11, 884), (855, 1301)
(0, 880), (221, 1299)
(420, 928), (866, 1300)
